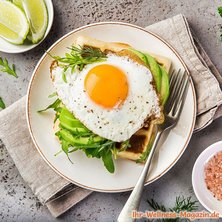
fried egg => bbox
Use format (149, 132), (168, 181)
(51, 54), (161, 142)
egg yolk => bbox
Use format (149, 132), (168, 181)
(84, 64), (128, 108)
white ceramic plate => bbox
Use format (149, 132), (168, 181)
(0, 0), (54, 53)
(192, 141), (222, 217)
(26, 22), (196, 192)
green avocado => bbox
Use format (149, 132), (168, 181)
(59, 123), (89, 134)
(144, 53), (162, 93)
(125, 48), (169, 104)
(59, 129), (104, 145)
(59, 107), (87, 128)
(128, 48), (162, 93)
(127, 48), (148, 65)
(160, 66), (170, 105)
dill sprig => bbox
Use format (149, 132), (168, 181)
(172, 196), (198, 212)
(147, 196), (198, 222)
(50, 45), (107, 73)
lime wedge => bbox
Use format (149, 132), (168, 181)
(13, 0), (23, 10)
(0, 1), (29, 45)
(20, 0), (48, 44)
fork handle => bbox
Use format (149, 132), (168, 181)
(117, 131), (162, 222)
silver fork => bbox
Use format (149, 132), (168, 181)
(117, 69), (190, 222)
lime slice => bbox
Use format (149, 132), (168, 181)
(20, 0), (48, 44)
(13, 0), (23, 10)
(0, 1), (29, 45)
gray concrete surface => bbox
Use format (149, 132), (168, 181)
(0, 0), (222, 221)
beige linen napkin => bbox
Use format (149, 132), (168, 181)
(1, 14), (222, 217)
(146, 14), (222, 131)
(0, 97), (92, 217)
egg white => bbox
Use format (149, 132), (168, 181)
(52, 54), (161, 142)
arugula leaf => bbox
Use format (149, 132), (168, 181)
(38, 98), (61, 113)
(61, 139), (69, 155)
(62, 71), (67, 83)
(102, 149), (115, 173)
(218, 6), (222, 17)
(0, 57), (17, 78)
(136, 145), (152, 163)
(41, 100), (128, 173)
(0, 97), (6, 109)
(62, 139), (74, 163)
(48, 92), (57, 98)
(136, 133), (155, 163)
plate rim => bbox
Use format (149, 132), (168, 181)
(26, 21), (197, 193)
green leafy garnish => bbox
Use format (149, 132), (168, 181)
(38, 98), (130, 173)
(218, 6), (222, 40)
(136, 146), (152, 163)
(147, 196), (198, 222)
(0, 97), (6, 109)
(218, 6), (222, 17)
(37, 98), (61, 113)
(49, 45), (107, 75)
(0, 57), (17, 78)
(62, 71), (68, 83)
(48, 92), (57, 98)
(102, 149), (115, 173)
(136, 132), (156, 163)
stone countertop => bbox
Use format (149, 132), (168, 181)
(0, 0), (222, 221)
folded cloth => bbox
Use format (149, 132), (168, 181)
(0, 14), (222, 218)
(0, 97), (92, 217)
(146, 14), (222, 131)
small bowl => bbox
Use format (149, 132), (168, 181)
(0, 0), (54, 54)
(192, 141), (222, 217)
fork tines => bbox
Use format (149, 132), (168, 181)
(166, 69), (189, 117)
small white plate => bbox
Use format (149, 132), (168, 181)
(192, 141), (222, 217)
(27, 22), (196, 192)
(0, 0), (54, 54)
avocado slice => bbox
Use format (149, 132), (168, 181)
(160, 66), (170, 105)
(127, 48), (148, 65)
(145, 53), (162, 92)
(59, 107), (87, 128)
(59, 129), (105, 145)
(127, 49), (162, 93)
(59, 122), (89, 134)
(122, 48), (169, 104)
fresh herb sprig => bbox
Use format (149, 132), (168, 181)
(0, 97), (6, 109)
(147, 196), (198, 222)
(136, 137), (153, 163)
(218, 6), (222, 17)
(0, 57), (17, 78)
(218, 6), (222, 40)
(37, 98), (61, 113)
(48, 92), (57, 98)
(50, 45), (107, 73)
(56, 124), (129, 173)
